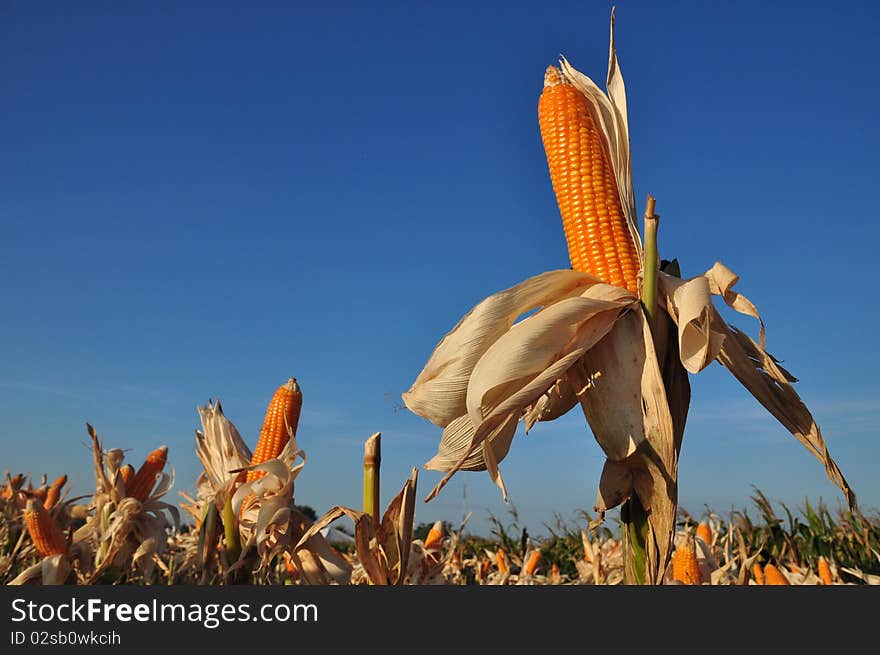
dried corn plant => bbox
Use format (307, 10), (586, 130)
(190, 380), (352, 584)
(401, 11), (855, 584)
(293, 462), (418, 586)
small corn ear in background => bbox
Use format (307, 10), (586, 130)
(763, 564), (789, 586)
(496, 548), (509, 575)
(246, 378), (302, 483)
(752, 563), (765, 585)
(818, 556), (834, 585)
(32, 486), (48, 504)
(127, 446), (168, 502)
(119, 464), (135, 491)
(696, 521), (713, 546)
(423, 520), (444, 551)
(43, 474), (67, 510)
(24, 498), (68, 557)
(523, 550), (542, 576)
(672, 543), (702, 585)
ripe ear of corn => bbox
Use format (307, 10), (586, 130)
(818, 556), (833, 585)
(752, 564), (765, 585)
(2, 473), (24, 499)
(246, 378), (303, 483)
(423, 520), (444, 550)
(538, 66), (640, 293)
(119, 464), (135, 490)
(126, 446), (168, 502)
(524, 550), (542, 576)
(672, 544), (702, 585)
(32, 486), (48, 503)
(763, 564), (789, 586)
(24, 498), (67, 557)
(43, 474), (67, 510)
(696, 521), (713, 546)
(496, 548), (509, 575)
(283, 552), (299, 581)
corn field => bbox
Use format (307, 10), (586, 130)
(3, 12), (873, 589)
(1, 420), (877, 586)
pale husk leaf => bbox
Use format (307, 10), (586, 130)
(377, 468), (418, 585)
(195, 399), (252, 490)
(425, 286), (635, 501)
(466, 283), (635, 427)
(522, 377), (577, 432)
(402, 269), (603, 427)
(424, 412), (518, 473)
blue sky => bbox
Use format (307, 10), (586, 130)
(2, 1), (879, 537)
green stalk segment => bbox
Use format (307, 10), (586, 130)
(221, 496), (241, 564)
(622, 194), (661, 585)
(363, 433), (381, 527)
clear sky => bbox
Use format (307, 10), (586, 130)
(2, 1), (879, 537)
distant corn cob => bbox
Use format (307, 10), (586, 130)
(283, 552), (298, 581)
(480, 558), (490, 579)
(672, 544), (701, 585)
(818, 556), (833, 585)
(32, 485), (48, 503)
(126, 446), (168, 502)
(496, 549), (509, 575)
(423, 520), (444, 551)
(696, 521), (713, 546)
(450, 550), (461, 572)
(119, 464), (135, 490)
(764, 564), (789, 586)
(2, 473), (24, 499)
(524, 550), (541, 576)
(24, 498), (67, 557)
(752, 564), (765, 585)
(246, 378), (302, 483)
(550, 562), (561, 584)
(538, 66), (640, 293)
(43, 475), (67, 510)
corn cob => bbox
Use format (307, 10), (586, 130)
(818, 556), (833, 585)
(752, 563), (765, 585)
(496, 548), (509, 575)
(423, 520), (444, 551)
(524, 550), (542, 576)
(538, 66), (640, 293)
(32, 485), (48, 503)
(246, 378), (302, 483)
(24, 498), (67, 557)
(2, 473), (24, 499)
(119, 464), (135, 490)
(763, 564), (789, 586)
(672, 544), (701, 585)
(43, 474), (67, 510)
(696, 521), (713, 546)
(283, 552), (299, 581)
(126, 446), (168, 502)
(550, 562), (561, 584)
